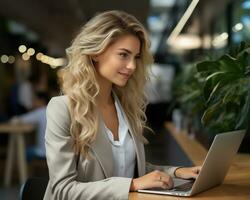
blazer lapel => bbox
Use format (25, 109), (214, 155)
(114, 94), (146, 177)
(91, 93), (146, 178)
(126, 120), (146, 177)
(91, 121), (114, 178)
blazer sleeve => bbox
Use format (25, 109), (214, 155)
(45, 97), (132, 200)
(146, 162), (181, 178)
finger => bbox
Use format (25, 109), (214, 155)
(190, 167), (201, 179)
(191, 166), (200, 174)
(191, 173), (199, 179)
(167, 176), (174, 189)
(150, 179), (166, 189)
(158, 174), (174, 189)
(195, 166), (202, 171)
(156, 180), (171, 190)
(197, 166), (202, 173)
(195, 166), (202, 174)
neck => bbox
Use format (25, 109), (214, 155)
(96, 77), (113, 107)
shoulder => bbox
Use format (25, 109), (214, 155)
(45, 96), (72, 141)
(48, 95), (68, 104)
(47, 95), (69, 110)
(46, 95), (71, 124)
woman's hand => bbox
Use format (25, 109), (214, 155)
(130, 170), (173, 191)
(174, 166), (202, 179)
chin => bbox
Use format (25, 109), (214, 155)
(114, 81), (128, 87)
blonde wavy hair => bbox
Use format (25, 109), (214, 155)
(59, 10), (153, 158)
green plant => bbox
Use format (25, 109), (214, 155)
(172, 64), (204, 116)
(196, 43), (250, 132)
(171, 63), (206, 134)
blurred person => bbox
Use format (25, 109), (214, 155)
(44, 10), (201, 200)
(9, 55), (33, 115)
(11, 91), (49, 159)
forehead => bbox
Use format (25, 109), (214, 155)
(107, 34), (141, 54)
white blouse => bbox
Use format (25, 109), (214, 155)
(103, 98), (136, 178)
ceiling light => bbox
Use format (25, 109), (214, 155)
(18, 45), (27, 53)
(167, 34), (201, 50)
(233, 23), (243, 32)
(27, 48), (35, 56)
(22, 53), (30, 61)
(212, 33), (228, 48)
(36, 52), (43, 60)
(8, 56), (15, 64)
(1, 55), (8, 63)
(167, 0), (199, 44)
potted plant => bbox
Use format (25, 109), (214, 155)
(196, 42), (250, 152)
(171, 63), (207, 137)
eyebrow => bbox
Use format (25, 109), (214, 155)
(118, 48), (140, 56)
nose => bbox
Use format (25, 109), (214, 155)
(126, 58), (136, 71)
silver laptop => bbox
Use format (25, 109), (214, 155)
(138, 130), (246, 196)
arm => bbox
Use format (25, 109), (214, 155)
(18, 108), (44, 124)
(146, 162), (181, 178)
(45, 97), (132, 200)
(129, 163), (200, 191)
(146, 162), (201, 179)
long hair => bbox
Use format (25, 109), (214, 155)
(59, 10), (153, 158)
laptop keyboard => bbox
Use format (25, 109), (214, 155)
(172, 181), (194, 191)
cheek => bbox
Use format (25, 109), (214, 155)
(96, 61), (114, 76)
(100, 58), (122, 72)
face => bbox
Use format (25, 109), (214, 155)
(93, 34), (141, 87)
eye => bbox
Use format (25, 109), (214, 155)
(119, 52), (129, 59)
(135, 55), (141, 60)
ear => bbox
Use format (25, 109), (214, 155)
(91, 55), (99, 62)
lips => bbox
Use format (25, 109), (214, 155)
(118, 72), (131, 79)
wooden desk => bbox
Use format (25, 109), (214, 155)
(0, 122), (34, 186)
(128, 122), (250, 199)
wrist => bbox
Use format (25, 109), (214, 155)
(130, 179), (138, 191)
(174, 167), (183, 178)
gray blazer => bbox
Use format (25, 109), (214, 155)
(43, 95), (178, 200)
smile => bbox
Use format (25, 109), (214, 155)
(118, 72), (131, 79)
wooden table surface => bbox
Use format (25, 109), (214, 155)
(128, 122), (250, 200)
(0, 122), (35, 186)
(0, 122), (34, 134)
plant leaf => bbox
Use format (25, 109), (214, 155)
(180, 90), (201, 103)
(203, 77), (213, 101)
(219, 54), (240, 72)
(222, 85), (237, 104)
(235, 90), (250, 129)
(206, 81), (221, 104)
(201, 101), (222, 125)
(205, 71), (227, 81)
(196, 61), (220, 73)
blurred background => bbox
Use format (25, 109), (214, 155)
(0, 0), (250, 199)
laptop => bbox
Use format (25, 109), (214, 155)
(138, 130), (246, 196)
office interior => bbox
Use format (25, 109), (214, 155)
(0, 0), (249, 199)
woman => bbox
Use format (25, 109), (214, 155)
(44, 10), (200, 200)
